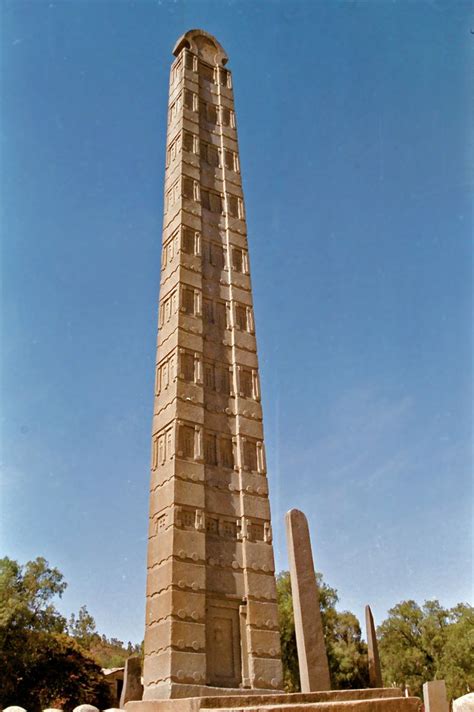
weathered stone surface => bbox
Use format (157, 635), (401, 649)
(285, 509), (331, 691)
(72, 706), (100, 712)
(142, 28), (283, 698)
(199, 690), (413, 707)
(120, 656), (144, 706)
(423, 681), (449, 712)
(126, 688), (422, 712)
(454, 694), (474, 712)
(43, 709), (63, 712)
(365, 605), (382, 687)
(206, 701), (420, 712)
(4, 707), (28, 712)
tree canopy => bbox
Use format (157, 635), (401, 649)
(378, 599), (474, 699)
(66, 605), (142, 668)
(0, 556), (140, 711)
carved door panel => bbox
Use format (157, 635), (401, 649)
(206, 602), (242, 687)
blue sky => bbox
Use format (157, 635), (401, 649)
(1, 0), (472, 645)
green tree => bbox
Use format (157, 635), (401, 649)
(0, 557), (111, 712)
(276, 571), (369, 691)
(0, 556), (66, 637)
(89, 635), (142, 669)
(276, 570), (300, 691)
(67, 606), (143, 669)
(4, 631), (111, 711)
(325, 610), (369, 689)
(440, 604), (474, 696)
(68, 605), (97, 649)
(378, 600), (474, 699)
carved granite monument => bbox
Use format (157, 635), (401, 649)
(142, 28), (283, 701)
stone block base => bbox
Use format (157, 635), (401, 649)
(141, 683), (281, 701)
(125, 688), (422, 712)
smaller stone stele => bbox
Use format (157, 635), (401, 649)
(119, 655), (144, 706)
(72, 706), (99, 712)
(454, 694), (474, 712)
(4, 707), (27, 712)
(365, 604), (383, 687)
(285, 508), (331, 692)
(423, 681), (449, 712)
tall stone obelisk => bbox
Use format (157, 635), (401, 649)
(142, 30), (283, 700)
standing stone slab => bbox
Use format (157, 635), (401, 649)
(365, 605), (382, 687)
(285, 509), (331, 691)
(423, 681), (449, 712)
(120, 656), (144, 706)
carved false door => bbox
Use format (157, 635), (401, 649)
(206, 600), (242, 687)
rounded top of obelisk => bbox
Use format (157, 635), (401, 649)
(173, 29), (228, 66)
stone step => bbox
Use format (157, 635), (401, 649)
(201, 690), (405, 709)
(126, 691), (422, 712)
(202, 697), (422, 712)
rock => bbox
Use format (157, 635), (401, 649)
(72, 706), (100, 712)
(4, 707), (27, 712)
(454, 694), (474, 712)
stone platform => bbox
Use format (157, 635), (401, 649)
(126, 688), (422, 712)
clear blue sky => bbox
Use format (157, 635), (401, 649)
(1, 0), (472, 645)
